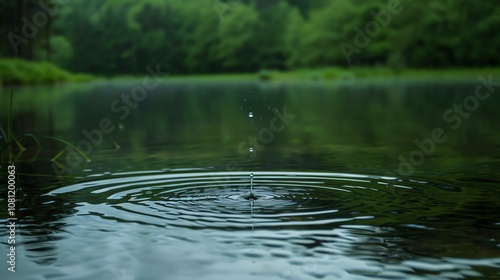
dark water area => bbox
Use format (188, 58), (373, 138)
(0, 79), (499, 279)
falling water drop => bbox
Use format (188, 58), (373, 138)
(248, 112), (253, 118)
(250, 172), (254, 198)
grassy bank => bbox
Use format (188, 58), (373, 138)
(0, 59), (93, 86)
(255, 67), (500, 82)
(9, 62), (498, 85)
(162, 67), (500, 82)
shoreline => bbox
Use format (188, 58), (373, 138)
(2, 59), (499, 86)
(114, 67), (500, 83)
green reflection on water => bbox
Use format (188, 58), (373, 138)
(2, 79), (499, 180)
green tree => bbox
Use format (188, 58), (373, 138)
(302, 0), (362, 66)
(212, 4), (260, 72)
(284, 7), (307, 68)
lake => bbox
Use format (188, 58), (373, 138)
(1, 78), (499, 279)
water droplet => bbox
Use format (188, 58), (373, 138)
(249, 147), (254, 152)
(240, 106), (243, 110)
(248, 112), (253, 118)
(268, 106), (270, 110)
(250, 172), (254, 198)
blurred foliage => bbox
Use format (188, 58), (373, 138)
(49, 36), (74, 68)
(0, 59), (93, 85)
(0, 0), (499, 76)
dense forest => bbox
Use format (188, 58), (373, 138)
(1, 0), (499, 76)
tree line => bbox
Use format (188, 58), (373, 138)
(1, 0), (499, 75)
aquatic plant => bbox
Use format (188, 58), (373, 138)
(1, 89), (90, 167)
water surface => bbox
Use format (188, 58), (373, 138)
(1, 79), (499, 279)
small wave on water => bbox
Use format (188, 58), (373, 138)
(44, 171), (427, 229)
(5, 171), (500, 280)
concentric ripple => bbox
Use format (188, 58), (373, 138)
(44, 171), (466, 230)
(15, 171), (497, 279)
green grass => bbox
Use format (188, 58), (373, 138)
(3, 59), (497, 85)
(112, 67), (500, 84)
(0, 58), (94, 86)
(149, 67), (500, 82)
(1, 88), (91, 166)
(256, 67), (500, 81)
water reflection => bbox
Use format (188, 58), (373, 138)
(2, 80), (499, 177)
(1, 80), (500, 279)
